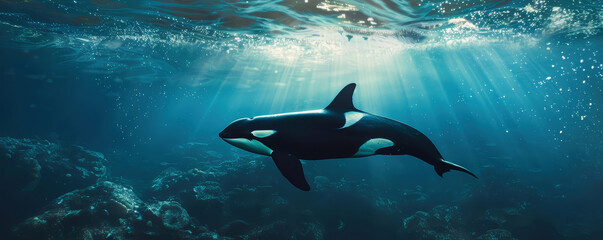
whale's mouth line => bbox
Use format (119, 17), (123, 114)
(219, 131), (252, 140)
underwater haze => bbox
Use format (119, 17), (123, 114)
(1, 0), (602, 239)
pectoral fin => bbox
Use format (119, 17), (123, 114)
(271, 151), (310, 191)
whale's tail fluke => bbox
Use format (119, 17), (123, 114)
(435, 159), (478, 179)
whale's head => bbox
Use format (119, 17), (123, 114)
(219, 117), (276, 156)
(219, 117), (254, 139)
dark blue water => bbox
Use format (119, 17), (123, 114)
(1, 0), (602, 239)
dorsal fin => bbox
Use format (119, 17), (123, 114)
(325, 83), (357, 111)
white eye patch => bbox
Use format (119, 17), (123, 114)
(251, 130), (277, 138)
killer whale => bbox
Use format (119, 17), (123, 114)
(219, 83), (477, 191)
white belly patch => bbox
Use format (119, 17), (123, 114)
(340, 111), (365, 129)
(353, 138), (394, 157)
(223, 138), (273, 156)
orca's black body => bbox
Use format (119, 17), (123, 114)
(219, 83), (477, 191)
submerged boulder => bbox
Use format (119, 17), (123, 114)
(401, 205), (470, 240)
(0, 137), (107, 236)
(150, 168), (214, 199)
(149, 168), (227, 227)
(0, 137), (107, 194)
(13, 181), (143, 240)
(194, 181), (226, 202)
(146, 201), (192, 230)
(13, 181), (200, 240)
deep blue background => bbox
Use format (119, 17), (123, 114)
(0, 0), (602, 237)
